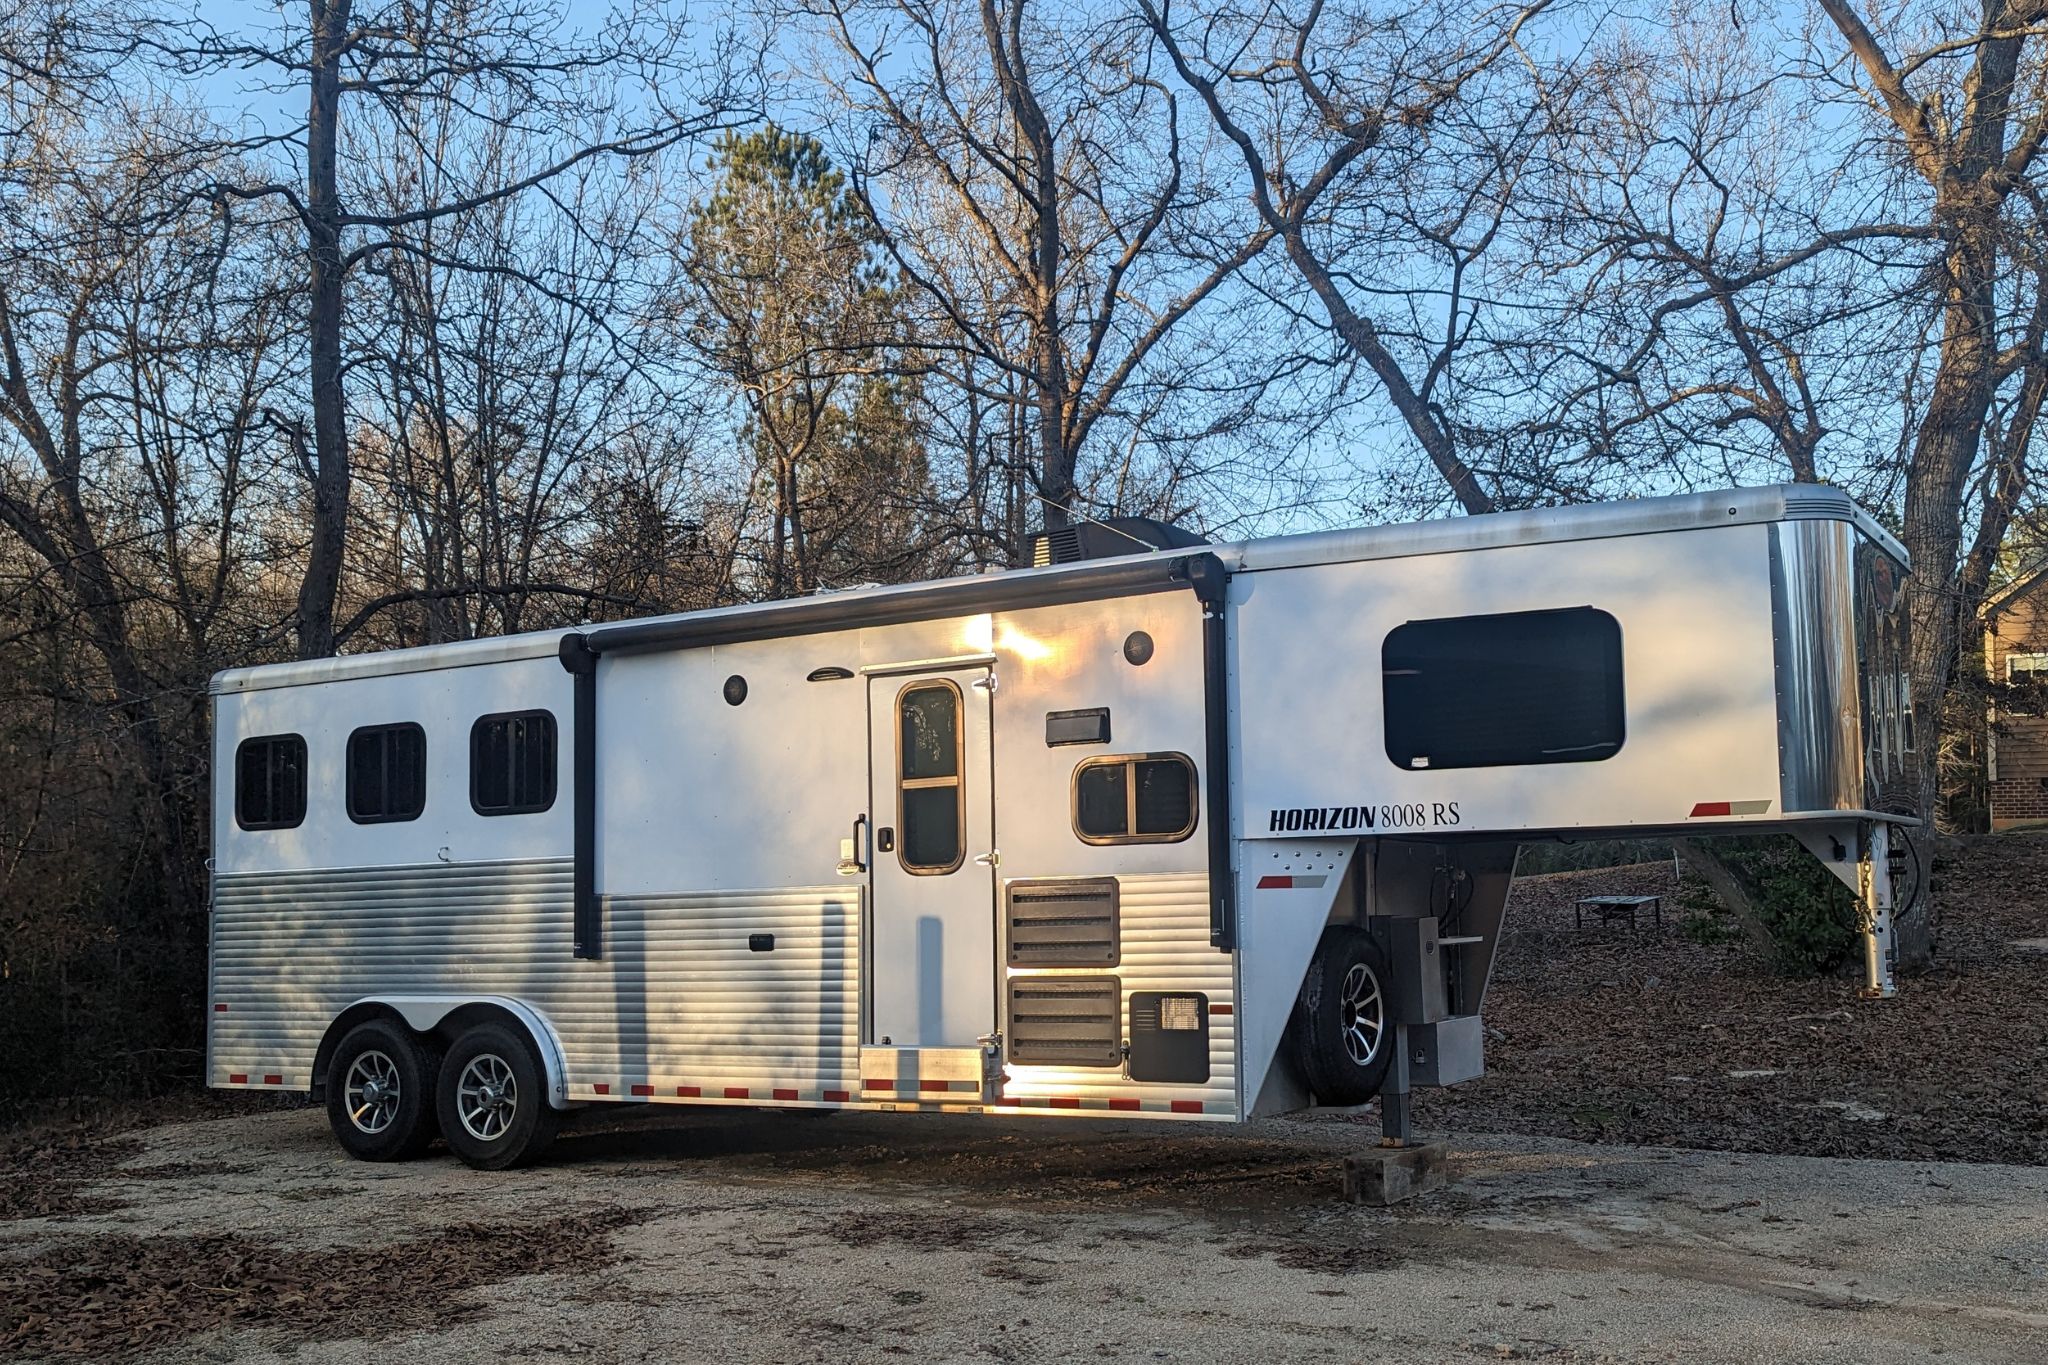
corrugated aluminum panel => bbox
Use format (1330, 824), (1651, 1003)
(208, 858), (859, 1096)
(1002, 871), (1235, 1115)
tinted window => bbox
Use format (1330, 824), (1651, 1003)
(1382, 607), (1624, 771)
(1074, 754), (1197, 843)
(236, 734), (307, 830)
(897, 682), (964, 872)
(470, 711), (557, 815)
(347, 723), (426, 824)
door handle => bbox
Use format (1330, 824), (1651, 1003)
(876, 826), (895, 853)
(838, 815), (869, 876)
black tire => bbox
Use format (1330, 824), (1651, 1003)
(436, 1022), (560, 1170)
(325, 1018), (442, 1161)
(1288, 926), (1395, 1106)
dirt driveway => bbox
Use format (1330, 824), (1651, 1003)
(5, 1106), (2046, 1363)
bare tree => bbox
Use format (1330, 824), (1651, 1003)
(1139, 0), (1564, 515)
(162, 0), (754, 657)
(778, 0), (1276, 542)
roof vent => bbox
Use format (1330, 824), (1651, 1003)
(1021, 516), (1207, 568)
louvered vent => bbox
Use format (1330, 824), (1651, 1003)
(1007, 877), (1119, 966)
(1030, 527), (1084, 566)
(1007, 976), (1121, 1067)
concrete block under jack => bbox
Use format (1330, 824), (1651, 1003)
(1343, 1141), (1451, 1205)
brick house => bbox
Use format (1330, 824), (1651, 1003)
(1985, 567), (2048, 828)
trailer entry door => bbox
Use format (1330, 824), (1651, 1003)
(867, 666), (997, 1047)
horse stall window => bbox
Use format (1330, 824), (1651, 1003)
(236, 734), (307, 830)
(347, 723), (426, 824)
(1382, 607), (1625, 771)
(897, 680), (965, 873)
(1072, 754), (1197, 844)
(469, 710), (557, 815)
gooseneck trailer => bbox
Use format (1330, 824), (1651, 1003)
(208, 485), (1915, 1168)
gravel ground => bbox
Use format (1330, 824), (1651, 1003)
(5, 1105), (2047, 1363)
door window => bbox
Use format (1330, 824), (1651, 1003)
(897, 680), (965, 873)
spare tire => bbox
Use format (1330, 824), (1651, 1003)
(1287, 926), (1394, 1105)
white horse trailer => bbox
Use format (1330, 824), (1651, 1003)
(208, 485), (1915, 1168)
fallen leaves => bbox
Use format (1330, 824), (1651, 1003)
(1413, 835), (2048, 1164)
(0, 1206), (647, 1357)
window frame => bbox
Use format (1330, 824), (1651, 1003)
(1071, 752), (1199, 846)
(234, 733), (308, 832)
(468, 709), (559, 817)
(894, 678), (967, 875)
(1381, 605), (1626, 773)
(346, 721), (427, 825)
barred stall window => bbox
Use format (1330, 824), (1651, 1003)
(1073, 753), (1197, 844)
(1383, 607), (1625, 771)
(347, 723), (426, 824)
(235, 734), (307, 830)
(470, 711), (557, 815)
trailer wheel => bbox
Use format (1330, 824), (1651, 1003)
(326, 1019), (441, 1161)
(436, 1022), (560, 1170)
(1289, 927), (1393, 1106)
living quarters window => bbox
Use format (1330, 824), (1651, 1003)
(236, 734), (307, 830)
(1383, 607), (1624, 771)
(1073, 754), (1197, 844)
(470, 711), (557, 815)
(347, 723), (426, 824)
(897, 681), (964, 873)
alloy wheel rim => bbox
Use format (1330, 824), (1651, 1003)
(344, 1049), (402, 1135)
(457, 1053), (518, 1142)
(1339, 961), (1385, 1067)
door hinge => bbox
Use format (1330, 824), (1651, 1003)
(971, 674), (998, 693)
(973, 849), (1001, 868)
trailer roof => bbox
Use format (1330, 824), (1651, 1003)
(212, 483), (1902, 694)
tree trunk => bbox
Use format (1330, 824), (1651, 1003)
(1893, 229), (2004, 965)
(295, 0), (353, 660)
(1672, 839), (1780, 958)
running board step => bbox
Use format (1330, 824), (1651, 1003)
(859, 1046), (1002, 1102)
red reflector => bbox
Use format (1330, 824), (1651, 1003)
(1048, 1096), (1081, 1109)
(676, 1086), (701, 1098)
(996, 1096), (1021, 1106)
(630, 1084), (653, 1097)
(1690, 801), (1732, 817)
(919, 1079), (952, 1092)
(213, 1003), (228, 1013)
(824, 1089), (850, 1102)
(1256, 874), (1292, 889)
(1108, 1098), (1141, 1111)
(1210, 1004), (1233, 1015)
(263, 1074), (283, 1086)
(864, 1078), (892, 1090)
(1170, 1100), (1204, 1114)
(724, 1087), (750, 1099)
(228, 1073), (247, 1084)
(773, 1088), (799, 1101)
(592, 1083), (610, 1095)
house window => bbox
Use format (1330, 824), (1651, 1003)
(347, 723), (426, 824)
(896, 681), (964, 873)
(470, 711), (557, 815)
(1073, 754), (1197, 844)
(235, 734), (307, 831)
(1383, 607), (1625, 771)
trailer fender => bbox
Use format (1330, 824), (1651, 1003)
(1237, 838), (1360, 1115)
(320, 996), (575, 1110)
